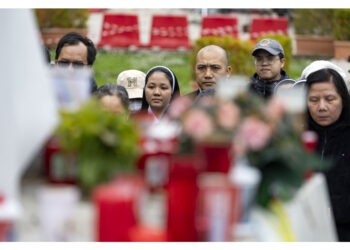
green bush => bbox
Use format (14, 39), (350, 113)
(35, 9), (89, 29)
(332, 9), (350, 41)
(293, 9), (350, 41)
(191, 36), (256, 80)
(191, 35), (292, 80)
(258, 34), (292, 73)
(293, 9), (334, 36)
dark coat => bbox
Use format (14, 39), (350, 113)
(248, 69), (291, 99)
(184, 89), (200, 101)
(308, 107), (350, 241)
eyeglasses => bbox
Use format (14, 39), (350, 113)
(254, 55), (280, 65)
(57, 60), (86, 68)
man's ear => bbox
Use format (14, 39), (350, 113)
(281, 58), (286, 68)
(226, 66), (232, 76)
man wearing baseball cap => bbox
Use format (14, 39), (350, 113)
(117, 69), (146, 114)
(249, 38), (294, 98)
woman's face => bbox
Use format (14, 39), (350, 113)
(308, 81), (343, 126)
(100, 95), (124, 114)
(145, 71), (172, 113)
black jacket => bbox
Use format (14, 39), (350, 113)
(184, 89), (200, 101)
(308, 112), (350, 241)
(248, 69), (291, 99)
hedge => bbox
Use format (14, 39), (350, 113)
(191, 35), (292, 81)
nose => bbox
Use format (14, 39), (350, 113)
(154, 87), (160, 95)
(204, 68), (213, 78)
(318, 99), (327, 111)
(261, 57), (270, 65)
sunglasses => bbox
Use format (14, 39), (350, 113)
(57, 60), (86, 68)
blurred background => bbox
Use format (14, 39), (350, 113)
(36, 8), (350, 94)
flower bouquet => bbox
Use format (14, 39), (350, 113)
(55, 98), (140, 192)
(167, 76), (330, 209)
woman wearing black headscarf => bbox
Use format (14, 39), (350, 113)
(140, 66), (180, 121)
(306, 67), (350, 241)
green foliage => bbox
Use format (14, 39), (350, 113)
(258, 34), (292, 73)
(191, 36), (256, 80)
(55, 98), (140, 191)
(35, 9), (89, 29)
(293, 9), (350, 41)
(293, 9), (334, 36)
(332, 9), (350, 41)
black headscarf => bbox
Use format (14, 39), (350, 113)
(306, 68), (350, 134)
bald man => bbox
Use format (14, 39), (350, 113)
(185, 45), (232, 100)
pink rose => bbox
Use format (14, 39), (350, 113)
(238, 116), (272, 151)
(217, 101), (240, 130)
(183, 109), (214, 141)
(167, 95), (193, 120)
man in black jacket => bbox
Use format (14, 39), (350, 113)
(185, 45), (231, 100)
(249, 38), (293, 98)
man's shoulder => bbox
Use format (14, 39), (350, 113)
(184, 89), (200, 100)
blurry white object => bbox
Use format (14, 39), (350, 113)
(275, 86), (306, 114)
(37, 185), (80, 241)
(285, 173), (337, 241)
(230, 157), (261, 223)
(217, 76), (248, 100)
(251, 174), (337, 241)
(0, 9), (58, 220)
(147, 119), (181, 140)
(50, 67), (92, 111)
(301, 60), (347, 83)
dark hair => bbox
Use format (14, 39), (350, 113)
(306, 68), (350, 124)
(278, 53), (284, 59)
(96, 84), (129, 108)
(55, 32), (96, 66)
(141, 66), (180, 111)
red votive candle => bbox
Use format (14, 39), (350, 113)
(129, 225), (167, 242)
(93, 175), (144, 242)
(197, 143), (233, 173)
(166, 154), (201, 241)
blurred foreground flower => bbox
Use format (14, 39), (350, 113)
(55, 98), (140, 192)
(172, 86), (330, 208)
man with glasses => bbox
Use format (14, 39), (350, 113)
(55, 32), (98, 92)
(249, 38), (293, 98)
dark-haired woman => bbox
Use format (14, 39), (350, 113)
(306, 67), (350, 241)
(141, 66), (180, 121)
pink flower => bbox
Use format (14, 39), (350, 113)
(183, 109), (214, 141)
(217, 101), (240, 130)
(238, 116), (272, 151)
(167, 95), (193, 120)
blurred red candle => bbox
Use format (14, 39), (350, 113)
(197, 143), (233, 173)
(166, 154), (201, 241)
(93, 175), (144, 242)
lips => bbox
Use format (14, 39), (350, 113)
(202, 81), (215, 86)
(152, 98), (162, 103)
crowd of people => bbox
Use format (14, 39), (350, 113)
(47, 31), (350, 241)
